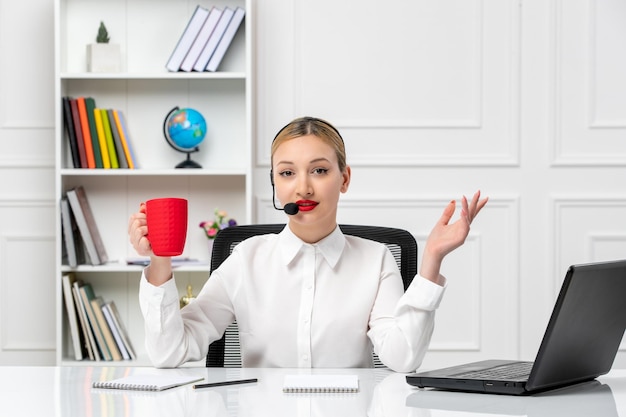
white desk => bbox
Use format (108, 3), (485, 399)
(1, 366), (625, 416)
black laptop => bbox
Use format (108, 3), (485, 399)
(405, 381), (619, 416)
(406, 259), (626, 395)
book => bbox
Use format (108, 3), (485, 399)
(60, 197), (84, 267)
(79, 283), (112, 360)
(205, 7), (245, 72)
(72, 280), (99, 361)
(93, 108), (111, 168)
(93, 374), (204, 391)
(62, 97), (80, 168)
(114, 110), (138, 169)
(107, 109), (128, 169)
(100, 109), (119, 168)
(180, 7), (222, 72)
(165, 5), (211, 72)
(70, 98), (87, 168)
(102, 301), (135, 360)
(111, 110), (135, 169)
(193, 7), (234, 72)
(282, 375), (359, 393)
(77, 97), (96, 168)
(85, 97), (103, 168)
(90, 296), (123, 361)
(62, 273), (84, 360)
(66, 186), (109, 265)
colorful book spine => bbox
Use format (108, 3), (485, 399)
(70, 99), (87, 168)
(100, 109), (119, 168)
(77, 97), (96, 168)
(62, 97), (80, 168)
(85, 97), (103, 168)
(93, 109), (111, 168)
(107, 109), (128, 169)
(112, 110), (135, 169)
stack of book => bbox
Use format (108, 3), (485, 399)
(62, 96), (137, 169)
(166, 5), (245, 72)
(62, 273), (136, 361)
(61, 185), (108, 267)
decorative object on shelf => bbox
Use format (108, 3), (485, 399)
(200, 208), (237, 239)
(163, 106), (207, 168)
(180, 284), (196, 309)
(87, 21), (121, 73)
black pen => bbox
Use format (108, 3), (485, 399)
(192, 378), (258, 389)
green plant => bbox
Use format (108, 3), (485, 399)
(96, 21), (110, 43)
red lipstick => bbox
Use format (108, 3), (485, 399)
(296, 200), (318, 212)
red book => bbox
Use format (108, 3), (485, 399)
(77, 97), (96, 168)
(70, 99), (87, 168)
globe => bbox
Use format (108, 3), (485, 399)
(163, 106), (207, 168)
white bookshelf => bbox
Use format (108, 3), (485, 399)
(54, 0), (253, 366)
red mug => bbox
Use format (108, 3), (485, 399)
(145, 198), (188, 256)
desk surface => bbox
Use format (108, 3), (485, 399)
(1, 366), (625, 416)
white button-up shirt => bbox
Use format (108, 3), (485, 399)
(139, 225), (446, 372)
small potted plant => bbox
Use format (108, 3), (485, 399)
(199, 208), (237, 255)
(87, 21), (121, 72)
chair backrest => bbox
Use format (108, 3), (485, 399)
(205, 224), (418, 367)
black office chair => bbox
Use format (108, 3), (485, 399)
(205, 224), (418, 368)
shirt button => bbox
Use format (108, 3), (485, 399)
(302, 355), (309, 361)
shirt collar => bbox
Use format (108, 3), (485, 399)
(278, 225), (346, 269)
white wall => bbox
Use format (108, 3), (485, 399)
(0, 0), (624, 367)
(251, 0), (626, 369)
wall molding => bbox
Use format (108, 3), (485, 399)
(551, 0), (626, 166)
(257, 0), (521, 168)
(0, 234), (55, 352)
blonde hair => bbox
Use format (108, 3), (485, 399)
(271, 117), (347, 172)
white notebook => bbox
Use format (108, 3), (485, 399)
(283, 374), (359, 393)
(93, 374), (203, 391)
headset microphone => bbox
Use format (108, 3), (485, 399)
(283, 203), (299, 215)
(270, 170), (300, 215)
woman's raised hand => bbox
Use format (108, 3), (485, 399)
(419, 190), (488, 283)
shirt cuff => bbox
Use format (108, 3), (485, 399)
(140, 271), (179, 308)
(400, 274), (447, 311)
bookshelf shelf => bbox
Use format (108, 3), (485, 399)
(61, 262), (210, 274)
(55, 0), (252, 366)
(60, 168), (248, 177)
(60, 72), (247, 80)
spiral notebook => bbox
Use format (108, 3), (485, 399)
(93, 374), (203, 391)
(283, 374), (359, 393)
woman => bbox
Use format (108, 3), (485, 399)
(129, 116), (488, 372)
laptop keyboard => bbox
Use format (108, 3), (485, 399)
(453, 361), (534, 380)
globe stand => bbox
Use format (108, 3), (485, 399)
(163, 106), (206, 169)
(176, 152), (202, 169)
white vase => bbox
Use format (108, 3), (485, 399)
(87, 43), (121, 72)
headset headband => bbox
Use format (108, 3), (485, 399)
(272, 116), (344, 143)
